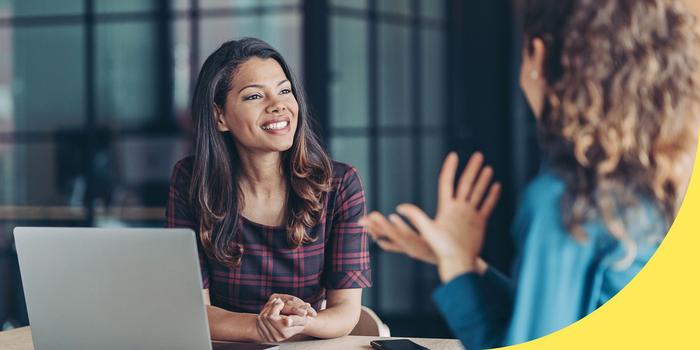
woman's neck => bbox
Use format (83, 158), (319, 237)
(237, 150), (286, 199)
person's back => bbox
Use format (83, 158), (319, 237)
(484, 0), (699, 345)
(498, 0), (700, 345)
(505, 166), (667, 344)
(362, 0), (700, 349)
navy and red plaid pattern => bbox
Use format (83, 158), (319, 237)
(166, 157), (372, 314)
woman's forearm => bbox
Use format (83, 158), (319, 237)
(302, 303), (361, 339)
(206, 305), (261, 342)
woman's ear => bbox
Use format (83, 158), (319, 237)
(214, 105), (229, 132)
(520, 37), (548, 118)
(530, 38), (546, 76)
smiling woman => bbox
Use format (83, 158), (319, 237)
(214, 57), (298, 153)
(166, 38), (372, 343)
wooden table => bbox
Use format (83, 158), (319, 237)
(0, 327), (463, 350)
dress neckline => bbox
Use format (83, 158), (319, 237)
(240, 215), (285, 230)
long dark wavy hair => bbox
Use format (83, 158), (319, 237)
(522, 0), (700, 261)
(190, 38), (332, 267)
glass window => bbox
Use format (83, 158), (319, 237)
(379, 253), (415, 313)
(420, 135), (445, 216)
(378, 22), (412, 127)
(94, 0), (157, 14)
(173, 19), (191, 120)
(12, 25), (85, 132)
(200, 0), (253, 9)
(421, 0), (445, 20)
(0, 142), (86, 208)
(330, 136), (371, 206)
(330, 0), (367, 10)
(330, 17), (369, 129)
(173, 0), (190, 12)
(421, 28), (445, 127)
(115, 137), (190, 187)
(96, 21), (159, 129)
(106, 136), (191, 215)
(378, 136), (413, 213)
(200, 0), (300, 9)
(256, 13), (302, 77)
(0, 142), (87, 232)
(0, 0), (83, 18)
(0, 27), (14, 128)
(92, 136), (191, 227)
(199, 12), (302, 78)
(378, 0), (412, 17)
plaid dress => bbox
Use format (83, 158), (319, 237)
(166, 156), (372, 313)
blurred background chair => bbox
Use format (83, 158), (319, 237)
(350, 306), (391, 337)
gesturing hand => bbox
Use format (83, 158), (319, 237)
(361, 210), (439, 265)
(398, 152), (501, 282)
(256, 294), (317, 343)
(362, 152), (500, 282)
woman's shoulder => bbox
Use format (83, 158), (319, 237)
(519, 167), (566, 210)
(330, 160), (355, 175)
(173, 156), (195, 173)
(515, 165), (667, 242)
(510, 167), (569, 244)
(330, 160), (362, 183)
(170, 156), (195, 185)
(329, 160), (365, 197)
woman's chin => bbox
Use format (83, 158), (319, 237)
(269, 140), (294, 153)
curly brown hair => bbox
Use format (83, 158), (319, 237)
(522, 0), (700, 255)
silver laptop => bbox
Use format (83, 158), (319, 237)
(14, 227), (278, 350)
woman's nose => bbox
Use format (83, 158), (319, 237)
(266, 100), (287, 114)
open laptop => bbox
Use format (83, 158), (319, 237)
(14, 227), (278, 350)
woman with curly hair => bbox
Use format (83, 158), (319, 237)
(362, 0), (699, 348)
(167, 38), (371, 342)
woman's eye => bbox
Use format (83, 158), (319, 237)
(280, 88), (291, 95)
(244, 94), (262, 101)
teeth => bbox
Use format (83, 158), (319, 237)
(262, 121), (288, 130)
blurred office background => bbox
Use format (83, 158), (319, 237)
(0, 0), (540, 337)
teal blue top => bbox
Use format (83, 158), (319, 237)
(432, 165), (666, 349)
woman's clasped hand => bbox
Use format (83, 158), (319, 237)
(256, 293), (318, 342)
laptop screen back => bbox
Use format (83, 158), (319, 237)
(14, 227), (211, 350)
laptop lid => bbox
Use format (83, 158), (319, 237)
(14, 227), (212, 350)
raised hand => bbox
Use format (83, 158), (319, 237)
(362, 152), (500, 282)
(361, 210), (438, 265)
(398, 152), (500, 282)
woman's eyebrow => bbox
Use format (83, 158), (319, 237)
(238, 79), (289, 93)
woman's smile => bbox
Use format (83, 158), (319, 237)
(260, 117), (291, 134)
